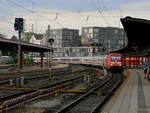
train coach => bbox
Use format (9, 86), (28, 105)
(124, 56), (148, 68)
(52, 56), (106, 66)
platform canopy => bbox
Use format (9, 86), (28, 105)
(114, 16), (150, 56)
(0, 37), (51, 52)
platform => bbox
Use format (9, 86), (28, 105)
(102, 69), (150, 113)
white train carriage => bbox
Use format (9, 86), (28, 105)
(52, 56), (107, 67)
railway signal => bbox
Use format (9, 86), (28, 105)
(14, 18), (24, 32)
(14, 18), (25, 88)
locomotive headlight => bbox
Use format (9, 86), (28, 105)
(118, 64), (121, 66)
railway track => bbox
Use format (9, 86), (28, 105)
(0, 69), (86, 86)
(0, 67), (97, 113)
(0, 66), (106, 113)
(55, 73), (123, 113)
(0, 75), (84, 113)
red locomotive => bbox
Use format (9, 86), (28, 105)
(106, 53), (123, 70)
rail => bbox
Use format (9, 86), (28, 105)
(56, 73), (123, 113)
(0, 75), (84, 113)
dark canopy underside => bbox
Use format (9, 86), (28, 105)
(115, 16), (150, 56)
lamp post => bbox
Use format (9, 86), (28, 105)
(48, 38), (54, 79)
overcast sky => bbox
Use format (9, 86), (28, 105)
(0, 0), (150, 38)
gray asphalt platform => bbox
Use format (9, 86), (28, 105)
(101, 69), (150, 113)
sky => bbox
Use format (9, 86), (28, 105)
(0, 0), (150, 38)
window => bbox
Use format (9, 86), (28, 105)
(86, 34), (90, 38)
(94, 29), (99, 33)
(111, 56), (121, 61)
(93, 38), (98, 43)
(89, 29), (93, 33)
(76, 49), (80, 52)
(90, 34), (93, 38)
(114, 29), (118, 34)
(72, 59), (80, 61)
(84, 29), (88, 33)
(94, 34), (99, 37)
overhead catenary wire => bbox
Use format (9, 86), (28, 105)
(97, 0), (101, 10)
(31, 1), (63, 28)
(33, 2), (64, 28)
(90, 0), (110, 26)
(0, 19), (13, 24)
(6, 0), (63, 28)
(2, 0), (123, 31)
(6, 0), (52, 21)
(97, 0), (126, 28)
(0, 7), (15, 17)
(6, 0), (35, 14)
(98, 0), (116, 25)
(11, 0), (112, 28)
(98, 0), (118, 18)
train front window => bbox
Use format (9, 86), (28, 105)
(111, 56), (121, 61)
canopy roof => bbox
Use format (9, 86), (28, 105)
(0, 37), (51, 52)
(115, 16), (150, 56)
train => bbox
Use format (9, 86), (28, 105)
(52, 53), (124, 70)
(33, 53), (147, 71)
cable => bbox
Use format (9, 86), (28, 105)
(6, 0), (63, 28)
(0, 7), (16, 17)
(31, 1), (63, 28)
(0, 19), (13, 24)
(90, 0), (110, 26)
(97, 0), (101, 10)
(6, 0), (35, 14)
(98, 0), (116, 25)
(98, 0), (117, 18)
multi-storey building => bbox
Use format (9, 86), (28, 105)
(50, 28), (80, 48)
(81, 27), (127, 51)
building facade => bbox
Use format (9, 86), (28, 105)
(81, 27), (127, 52)
(50, 28), (80, 48)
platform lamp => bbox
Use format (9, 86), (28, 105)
(48, 38), (54, 79)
